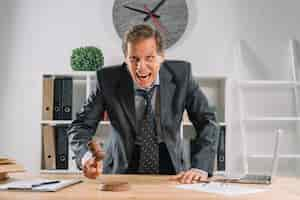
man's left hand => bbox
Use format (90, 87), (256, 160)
(170, 168), (208, 184)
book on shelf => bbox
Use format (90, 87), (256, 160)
(55, 125), (69, 170)
(53, 77), (73, 120)
(217, 126), (226, 171)
(61, 77), (73, 120)
(42, 125), (56, 170)
(42, 76), (54, 120)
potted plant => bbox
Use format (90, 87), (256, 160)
(71, 46), (104, 71)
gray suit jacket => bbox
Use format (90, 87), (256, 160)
(68, 60), (219, 176)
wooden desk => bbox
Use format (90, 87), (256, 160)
(0, 173), (299, 200)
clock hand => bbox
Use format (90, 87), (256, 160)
(144, 0), (166, 22)
(123, 5), (160, 18)
(144, 5), (167, 34)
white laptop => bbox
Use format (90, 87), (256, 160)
(220, 129), (282, 185)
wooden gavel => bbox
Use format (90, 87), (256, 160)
(87, 140), (130, 191)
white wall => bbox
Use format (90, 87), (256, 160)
(1, 0), (300, 174)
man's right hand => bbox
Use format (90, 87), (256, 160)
(82, 158), (103, 179)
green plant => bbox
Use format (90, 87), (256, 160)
(71, 46), (104, 71)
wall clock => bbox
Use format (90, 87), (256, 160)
(112, 0), (188, 49)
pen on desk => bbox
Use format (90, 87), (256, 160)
(189, 180), (211, 184)
(196, 180), (211, 183)
(32, 180), (60, 188)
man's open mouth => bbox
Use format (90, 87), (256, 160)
(136, 72), (151, 80)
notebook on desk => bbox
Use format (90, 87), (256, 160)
(0, 179), (82, 192)
(220, 129), (282, 185)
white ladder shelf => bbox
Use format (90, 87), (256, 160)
(235, 39), (300, 175)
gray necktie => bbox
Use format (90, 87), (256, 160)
(136, 86), (159, 174)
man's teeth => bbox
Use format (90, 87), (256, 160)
(137, 73), (150, 78)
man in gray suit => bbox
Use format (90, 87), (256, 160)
(68, 24), (219, 184)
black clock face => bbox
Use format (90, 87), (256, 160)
(112, 0), (188, 49)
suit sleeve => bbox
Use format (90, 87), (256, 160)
(67, 70), (106, 169)
(184, 63), (219, 177)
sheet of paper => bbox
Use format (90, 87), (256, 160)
(0, 179), (82, 192)
(0, 179), (48, 190)
(176, 182), (268, 196)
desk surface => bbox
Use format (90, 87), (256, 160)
(0, 173), (299, 200)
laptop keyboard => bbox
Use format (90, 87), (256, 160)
(240, 174), (271, 181)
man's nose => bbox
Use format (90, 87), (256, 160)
(137, 59), (148, 71)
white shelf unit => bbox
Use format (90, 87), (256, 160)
(249, 154), (300, 159)
(243, 117), (300, 122)
(40, 72), (111, 174)
(239, 80), (300, 86)
(41, 73), (230, 174)
(41, 120), (73, 125)
(41, 120), (111, 126)
(232, 40), (300, 176)
(182, 122), (227, 126)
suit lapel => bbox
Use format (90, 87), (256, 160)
(117, 64), (136, 134)
(159, 62), (176, 125)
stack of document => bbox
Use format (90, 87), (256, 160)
(0, 158), (16, 165)
(0, 158), (25, 179)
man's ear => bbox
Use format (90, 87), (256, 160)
(124, 55), (129, 65)
(158, 52), (165, 64)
